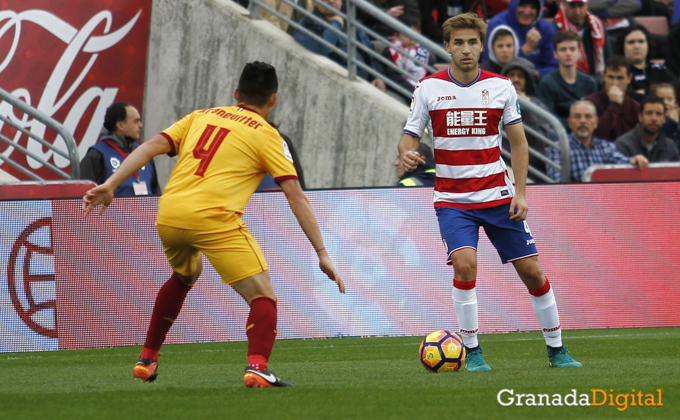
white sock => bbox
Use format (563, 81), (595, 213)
(530, 281), (562, 348)
(452, 281), (479, 348)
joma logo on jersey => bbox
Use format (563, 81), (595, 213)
(437, 95), (457, 101)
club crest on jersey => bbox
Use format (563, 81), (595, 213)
(110, 157), (121, 169)
(482, 89), (489, 106)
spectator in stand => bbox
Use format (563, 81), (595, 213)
(588, 0), (640, 47)
(552, 0), (612, 80)
(381, 14), (436, 102)
(546, 100), (649, 182)
(537, 31), (598, 129)
(481, 25), (519, 74)
(418, 0), (488, 43)
(614, 24), (676, 102)
(544, 0), (559, 17)
(615, 96), (680, 161)
(80, 102), (159, 197)
(502, 57), (554, 175)
(259, 0), (313, 33)
(485, 0), (559, 77)
(357, 0), (420, 38)
(394, 143), (436, 186)
(649, 83), (680, 148)
(666, 10), (680, 76)
(294, 0), (386, 91)
(585, 55), (641, 141)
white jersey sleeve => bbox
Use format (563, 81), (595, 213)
(503, 82), (522, 126)
(403, 82), (429, 137)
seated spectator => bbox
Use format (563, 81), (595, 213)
(543, 0), (559, 17)
(537, 31), (598, 129)
(546, 100), (649, 182)
(394, 143), (435, 186)
(485, 0), (559, 77)
(418, 0), (488, 43)
(585, 55), (640, 141)
(381, 14), (436, 101)
(614, 24), (676, 102)
(666, 20), (680, 77)
(501, 57), (554, 174)
(294, 0), (386, 90)
(481, 25), (519, 74)
(649, 83), (680, 149)
(614, 96), (680, 161)
(588, 0), (640, 47)
(357, 1), (420, 38)
(259, 0), (312, 33)
(553, 0), (612, 79)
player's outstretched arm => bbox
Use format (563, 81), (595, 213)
(279, 179), (345, 294)
(504, 123), (529, 221)
(82, 134), (172, 217)
(398, 134), (425, 172)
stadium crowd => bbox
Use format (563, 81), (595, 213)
(237, 0), (680, 183)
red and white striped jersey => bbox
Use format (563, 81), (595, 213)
(404, 68), (522, 209)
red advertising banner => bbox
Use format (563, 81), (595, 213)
(0, 0), (152, 180)
(46, 183), (680, 351)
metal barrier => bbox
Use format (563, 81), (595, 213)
(0, 87), (80, 181)
(246, 0), (571, 182)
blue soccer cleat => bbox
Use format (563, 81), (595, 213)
(464, 346), (492, 372)
(548, 346), (582, 368)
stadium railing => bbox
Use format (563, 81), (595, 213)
(582, 162), (680, 182)
(244, 0), (571, 183)
(0, 86), (80, 181)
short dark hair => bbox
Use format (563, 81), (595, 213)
(493, 28), (514, 45)
(398, 13), (421, 31)
(417, 143), (434, 159)
(554, 30), (581, 49)
(614, 24), (653, 60)
(640, 95), (666, 114)
(605, 55), (631, 75)
(104, 102), (131, 133)
(237, 61), (278, 107)
(648, 83), (674, 98)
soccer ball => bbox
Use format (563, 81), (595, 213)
(419, 330), (466, 372)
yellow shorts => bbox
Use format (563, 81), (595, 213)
(157, 223), (268, 285)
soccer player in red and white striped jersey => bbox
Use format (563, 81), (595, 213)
(399, 13), (581, 370)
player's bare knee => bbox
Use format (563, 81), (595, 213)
(452, 261), (477, 281)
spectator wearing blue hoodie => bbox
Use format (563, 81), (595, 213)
(485, 0), (559, 77)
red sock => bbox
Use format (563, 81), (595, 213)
(246, 297), (277, 371)
(141, 273), (192, 362)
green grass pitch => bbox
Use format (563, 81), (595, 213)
(0, 327), (677, 419)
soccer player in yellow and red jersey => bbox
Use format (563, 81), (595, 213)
(83, 61), (345, 388)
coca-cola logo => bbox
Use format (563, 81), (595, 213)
(0, 0), (151, 180)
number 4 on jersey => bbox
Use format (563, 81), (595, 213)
(193, 125), (230, 177)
